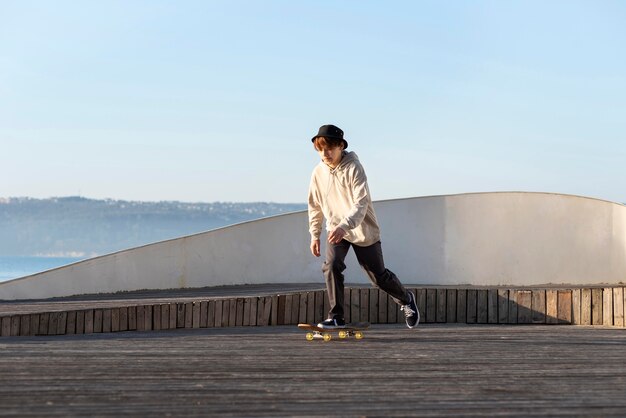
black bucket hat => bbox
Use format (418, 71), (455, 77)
(311, 124), (348, 149)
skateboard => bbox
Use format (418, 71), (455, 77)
(297, 322), (370, 342)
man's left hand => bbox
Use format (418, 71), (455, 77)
(327, 227), (346, 244)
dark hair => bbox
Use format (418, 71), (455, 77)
(313, 136), (345, 151)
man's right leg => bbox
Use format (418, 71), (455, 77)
(322, 239), (351, 321)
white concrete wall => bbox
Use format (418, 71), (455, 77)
(1, 192), (625, 300)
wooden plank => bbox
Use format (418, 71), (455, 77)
(344, 288), (352, 324)
(623, 289), (626, 327)
(20, 314), (31, 336)
(283, 294), (292, 325)
(197, 300), (208, 328)
(242, 299), (251, 327)
(102, 309), (112, 333)
(127, 306), (137, 331)
(214, 299), (223, 327)
(456, 289), (467, 323)
(255, 298), (264, 326)
(369, 288), (379, 324)
(36, 313), (49, 335)
(159, 305), (169, 330)
(66, 311), (76, 335)
(136, 306), (145, 331)
(436, 289), (447, 323)
(93, 310), (103, 333)
(323, 291), (330, 322)
(517, 291), (532, 324)
(11, 316), (21, 336)
(314, 291), (325, 324)
(294, 293), (304, 324)
(581, 289), (592, 325)
(30, 314), (40, 336)
(248, 298), (257, 326)
(557, 290), (572, 324)
(267, 296), (276, 326)
(270, 296), (278, 326)
(446, 289), (456, 324)
(532, 290), (546, 324)
(192, 302), (200, 328)
(165, 304), (175, 330)
(387, 292), (397, 323)
(1, 317), (10, 337)
(278, 294), (292, 325)
(221, 300), (230, 327)
(613, 288), (624, 327)
(111, 308), (120, 332)
(59, 312), (68, 335)
(498, 289), (508, 324)
(373, 289), (385, 324)
(351, 289), (360, 323)
(508, 290), (518, 324)
(48, 312), (59, 335)
(377, 289), (388, 324)
(117, 307), (127, 331)
(571, 289), (581, 325)
(603, 288), (613, 326)
(307, 292), (315, 324)
(360, 289), (369, 323)
(546, 290), (558, 325)
(145, 305), (153, 331)
(215, 299), (228, 328)
(591, 288), (603, 325)
(186, 302), (195, 328)
(199, 301), (209, 328)
(75, 311), (84, 335)
(176, 303), (185, 328)
(414, 288), (425, 322)
(426, 289), (437, 323)
(84, 310), (93, 334)
(487, 289), (498, 324)
(359, 288), (370, 322)
(149, 305), (159, 331)
(466, 290), (477, 323)
(207, 300), (216, 328)
(476, 290), (488, 324)
(229, 299), (238, 327)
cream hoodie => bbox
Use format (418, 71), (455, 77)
(308, 151), (381, 246)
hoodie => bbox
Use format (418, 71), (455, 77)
(308, 151), (381, 246)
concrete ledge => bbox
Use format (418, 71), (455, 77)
(2, 285), (625, 337)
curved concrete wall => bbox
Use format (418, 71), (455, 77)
(1, 192), (625, 300)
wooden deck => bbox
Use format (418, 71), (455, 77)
(2, 284), (626, 338)
(1, 324), (626, 416)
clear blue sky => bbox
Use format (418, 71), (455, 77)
(1, 1), (625, 203)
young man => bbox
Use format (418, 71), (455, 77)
(307, 124), (420, 329)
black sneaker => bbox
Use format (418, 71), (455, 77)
(400, 292), (420, 328)
(317, 318), (346, 329)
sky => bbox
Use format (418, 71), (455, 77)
(1, 0), (625, 204)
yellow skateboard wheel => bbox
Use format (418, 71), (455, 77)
(354, 331), (364, 340)
(323, 333), (332, 342)
(338, 330), (347, 339)
(305, 332), (314, 341)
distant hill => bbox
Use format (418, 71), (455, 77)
(0, 197), (306, 256)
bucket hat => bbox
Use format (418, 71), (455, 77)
(311, 124), (348, 149)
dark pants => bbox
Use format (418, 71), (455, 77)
(322, 239), (410, 320)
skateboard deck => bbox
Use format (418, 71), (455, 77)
(297, 322), (370, 341)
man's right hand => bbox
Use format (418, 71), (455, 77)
(310, 239), (321, 257)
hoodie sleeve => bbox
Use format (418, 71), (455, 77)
(337, 162), (370, 232)
(307, 171), (323, 241)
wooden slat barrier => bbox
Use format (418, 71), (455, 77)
(2, 286), (626, 337)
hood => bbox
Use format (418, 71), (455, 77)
(326, 151), (359, 173)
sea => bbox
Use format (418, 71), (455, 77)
(0, 256), (84, 283)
